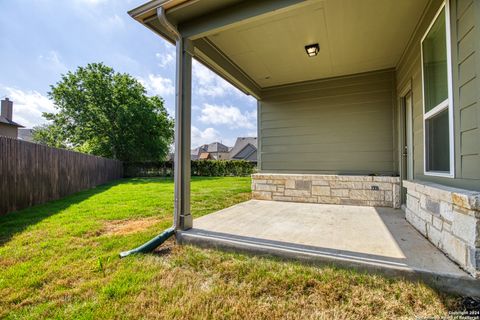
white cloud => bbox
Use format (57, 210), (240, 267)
(1, 86), (55, 128)
(192, 60), (241, 98)
(245, 109), (257, 121)
(156, 52), (174, 68)
(155, 41), (176, 68)
(38, 50), (68, 74)
(191, 126), (221, 148)
(138, 74), (175, 96)
(199, 103), (256, 129)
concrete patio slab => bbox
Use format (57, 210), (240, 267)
(177, 200), (480, 296)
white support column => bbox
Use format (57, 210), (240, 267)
(174, 37), (193, 230)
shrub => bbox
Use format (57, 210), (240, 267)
(124, 160), (256, 178)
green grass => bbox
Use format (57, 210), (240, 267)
(0, 177), (459, 319)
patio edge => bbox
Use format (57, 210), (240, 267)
(176, 229), (480, 297)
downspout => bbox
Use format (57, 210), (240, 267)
(120, 7), (180, 258)
(157, 6), (181, 231)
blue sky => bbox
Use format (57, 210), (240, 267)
(0, 0), (257, 148)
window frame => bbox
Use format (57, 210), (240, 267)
(420, 0), (455, 178)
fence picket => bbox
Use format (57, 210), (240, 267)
(0, 136), (123, 215)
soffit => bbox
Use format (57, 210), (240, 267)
(206, 0), (429, 87)
(167, 0), (243, 25)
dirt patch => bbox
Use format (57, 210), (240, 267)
(152, 237), (176, 256)
(103, 217), (162, 236)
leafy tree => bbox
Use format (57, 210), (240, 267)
(32, 123), (67, 149)
(33, 63), (174, 161)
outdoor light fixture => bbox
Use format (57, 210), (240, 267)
(305, 43), (320, 57)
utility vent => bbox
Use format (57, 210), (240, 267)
(295, 180), (311, 190)
(371, 186), (380, 191)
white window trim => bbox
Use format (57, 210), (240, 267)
(421, 0), (455, 178)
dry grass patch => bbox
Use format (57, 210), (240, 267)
(113, 245), (460, 320)
(103, 217), (163, 236)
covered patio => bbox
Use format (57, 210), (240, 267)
(178, 200), (479, 296)
(128, 0), (429, 231)
(129, 0), (480, 293)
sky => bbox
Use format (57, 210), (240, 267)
(0, 0), (257, 148)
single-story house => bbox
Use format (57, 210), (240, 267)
(129, 0), (480, 279)
(0, 98), (23, 138)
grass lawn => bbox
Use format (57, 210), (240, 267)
(0, 177), (460, 319)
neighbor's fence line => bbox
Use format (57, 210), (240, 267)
(0, 136), (123, 215)
(124, 160), (257, 178)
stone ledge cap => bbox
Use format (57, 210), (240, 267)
(404, 180), (480, 211)
(252, 173), (400, 183)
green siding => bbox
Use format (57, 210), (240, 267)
(259, 70), (396, 175)
(396, 0), (480, 191)
(455, 0), (480, 181)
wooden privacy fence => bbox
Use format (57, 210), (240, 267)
(0, 136), (123, 215)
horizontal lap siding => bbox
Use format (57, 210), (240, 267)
(396, 0), (480, 191)
(0, 137), (123, 215)
(456, 0), (480, 180)
(259, 70), (395, 174)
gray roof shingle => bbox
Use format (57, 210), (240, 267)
(0, 115), (23, 127)
(229, 137), (257, 159)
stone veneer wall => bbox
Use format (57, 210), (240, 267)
(403, 180), (480, 277)
(252, 173), (401, 208)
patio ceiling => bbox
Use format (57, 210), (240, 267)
(130, 0), (429, 95)
(206, 0), (429, 87)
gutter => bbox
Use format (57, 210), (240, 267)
(156, 6), (180, 41)
(128, 0), (191, 21)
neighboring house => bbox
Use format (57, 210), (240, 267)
(191, 142), (229, 160)
(130, 0), (480, 277)
(229, 137), (257, 161)
(18, 128), (34, 142)
(216, 151), (230, 160)
(191, 144), (208, 160)
(207, 142), (229, 160)
(198, 152), (213, 160)
(0, 98), (23, 138)
(191, 139), (257, 160)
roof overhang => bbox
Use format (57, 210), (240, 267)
(129, 0), (429, 100)
(129, 0), (308, 99)
(0, 116), (24, 128)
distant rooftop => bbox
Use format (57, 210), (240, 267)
(230, 137), (257, 158)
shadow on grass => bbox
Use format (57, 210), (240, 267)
(0, 176), (244, 247)
(0, 179), (129, 246)
(122, 176), (243, 184)
(120, 177), (173, 184)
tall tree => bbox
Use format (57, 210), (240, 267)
(33, 63), (174, 161)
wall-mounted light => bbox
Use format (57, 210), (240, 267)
(305, 43), (320, 57)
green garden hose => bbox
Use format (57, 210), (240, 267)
(119, 227), (175, 258)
